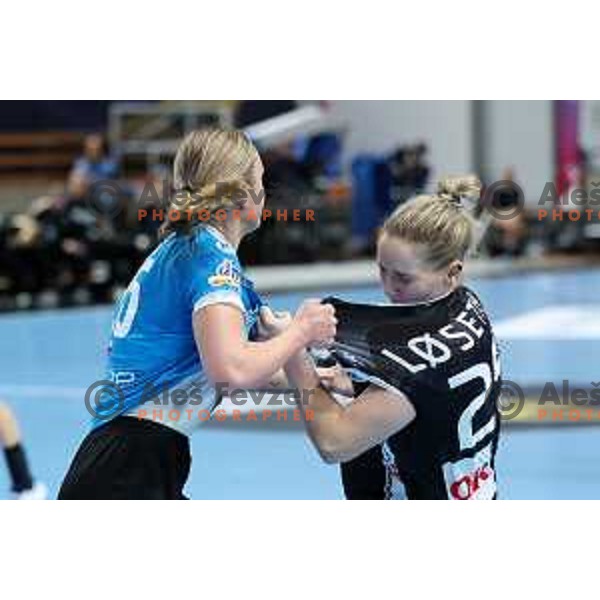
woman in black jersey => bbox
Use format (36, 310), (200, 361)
(261, 175), (501, 500)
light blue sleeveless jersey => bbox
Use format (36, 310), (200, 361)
(93, 225), (264, 430)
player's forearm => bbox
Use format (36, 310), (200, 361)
(285, 352), (415, 464)
(225, 326), (308, 389)
(263, 369), (290, 390)
(284, 351), (355, 463)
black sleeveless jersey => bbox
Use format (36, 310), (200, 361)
(323, 287), (502, 500)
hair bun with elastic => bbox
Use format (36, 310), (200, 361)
(437, 175), (481, 204)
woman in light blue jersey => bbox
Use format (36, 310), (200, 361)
(58, 128), (337, 499)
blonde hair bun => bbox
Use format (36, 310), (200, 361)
(437, 176), (481, 202)
(382, 173), (485, 270)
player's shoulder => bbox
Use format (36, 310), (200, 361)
(459, 285), (486, 308)
(183, 226), (237, 270)
(457, 285), (493, 326)
(182, 226), (254, 297)
(160, 226), (237, 269)
(194, 226), (238, 258)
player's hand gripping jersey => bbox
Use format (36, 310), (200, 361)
(97, 225), (264, 430)
(325, 287), (501, 500)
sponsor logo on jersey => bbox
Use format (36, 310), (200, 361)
(443, 443), (496, 500)
(448, 464), (494, 500)
(208, 259), (242, 288)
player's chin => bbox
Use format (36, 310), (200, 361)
(387, 291), (414, 304)
(386, 287), (427, 304)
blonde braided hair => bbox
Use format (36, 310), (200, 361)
(163, 127), (260, 235)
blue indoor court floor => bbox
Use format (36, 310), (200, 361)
(2, 266), (600, 499)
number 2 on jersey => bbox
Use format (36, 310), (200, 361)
(448, 337), (501, 451)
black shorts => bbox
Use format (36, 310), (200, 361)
(58, 416), (191, 500)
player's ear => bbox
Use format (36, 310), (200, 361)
(447, 260), (463, 284)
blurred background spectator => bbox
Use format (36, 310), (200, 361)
(71, 133), (118, 182)
(482, 168), (530, 258)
